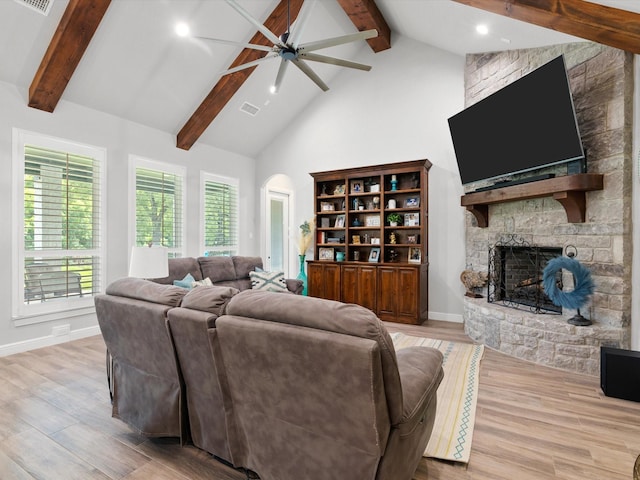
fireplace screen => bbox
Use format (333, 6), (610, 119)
(488, 236), (563, 313)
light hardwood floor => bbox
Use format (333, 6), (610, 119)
(1, 320), (639, 479)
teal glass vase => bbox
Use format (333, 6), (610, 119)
(297, 254), (308, 295)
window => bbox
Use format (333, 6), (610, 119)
(12, 130), (105, 319)
(131, 157), (185, 258)
(201, 172), (239, 256)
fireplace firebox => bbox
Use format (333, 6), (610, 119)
(488, 236), (562, 313)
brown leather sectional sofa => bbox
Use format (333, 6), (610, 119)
(95, 256), (444, 480)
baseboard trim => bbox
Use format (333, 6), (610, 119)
(428, 311), (463, 323)
(0, 325), (101, 357)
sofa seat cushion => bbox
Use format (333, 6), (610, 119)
(106, 278), (187, 307)
(249, 270), (288, 292)
(181, 285), (239, 315)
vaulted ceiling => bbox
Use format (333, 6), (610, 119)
(2, 0), (639, 157)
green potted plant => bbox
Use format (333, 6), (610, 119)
(387, 212), (402, 227)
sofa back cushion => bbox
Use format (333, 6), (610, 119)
(198, 256), (237, 283)
(232, 256), (263, 279)
(152, 257), (203, 285)
(216, 315), (391, 478)
(106, 277), (187, 307)
(224, 290), (403, 424)
(197, 256), (263, 291)
(180, 285), (239, 315)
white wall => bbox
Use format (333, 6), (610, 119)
(256, 35), (467, 322)
(0, 80), (257, 354)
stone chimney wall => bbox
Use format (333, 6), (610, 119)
(461, 43), (634, 374)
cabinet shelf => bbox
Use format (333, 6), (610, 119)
(460, 173), (604, 227)
(385, 190), (420, 196)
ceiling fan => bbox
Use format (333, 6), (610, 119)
(196, 0), (378, 93)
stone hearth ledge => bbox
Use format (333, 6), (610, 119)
(463, 297), (628, 376)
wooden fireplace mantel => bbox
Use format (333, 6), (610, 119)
(461, 173), (604, 227)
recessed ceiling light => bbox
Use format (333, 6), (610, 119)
(476, 24), (489, 35)
(175, 22), (190, 37)
(269, 85), (278, 95)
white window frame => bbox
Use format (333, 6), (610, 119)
(11, 129), (106, 323)
(200, 172), (239, 257)
(129, 156), (186, 259)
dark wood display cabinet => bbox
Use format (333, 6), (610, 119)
(307, 159), (431, 324)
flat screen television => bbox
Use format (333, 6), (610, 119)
(448, 55), (585, 186)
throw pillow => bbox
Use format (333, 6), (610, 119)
(173, 273), (196, 289)
(249, 270), (288, 292)
(192, 277), (214, 288)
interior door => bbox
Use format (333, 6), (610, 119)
(266, 190), (290, 274)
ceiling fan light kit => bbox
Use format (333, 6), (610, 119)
(195, 0), (378, 93)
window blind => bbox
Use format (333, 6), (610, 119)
(23, 145), (101, 303)
(204, 178), (238, 256)
(135, 167), (183, 257)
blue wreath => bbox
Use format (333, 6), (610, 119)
(542, 256), (595, 310)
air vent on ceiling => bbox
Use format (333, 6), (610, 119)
(240, 102), (260, 117)
(14, 0), (54, 15)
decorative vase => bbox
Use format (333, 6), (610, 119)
(297, 254), (308, 296)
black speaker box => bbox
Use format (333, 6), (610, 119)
(600, 346), (640, 402)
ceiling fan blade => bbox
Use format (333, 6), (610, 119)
(194, 36), (274, 52)
(225, 0), (283, 46)
(288, 0), (317, 48)
(292, 58), (329, 91)
(221, 53), (278, 75)
(299, 52), (371, 71)
(272, 58), (290, 94)
(298, 29), (378, 53)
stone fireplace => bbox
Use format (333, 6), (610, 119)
(488, 236), (562, 314)
(462, 44), (633, 376)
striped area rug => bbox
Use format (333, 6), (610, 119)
(390, 332), (484, 464)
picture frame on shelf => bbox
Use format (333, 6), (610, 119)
(334, 214), (345, 228)
(333, 184), (345, 195)
(368, 247), (380, 263)
(320, 201), (335, 211)
(405, 196), (420, 208)
(408, 247), (421, 264)
(319, 247), (335, 261)
(364, 214), (380, 227)
(350, 179), (364, 193)
(320, 217), (331, 228)
(404, 212), (420, 226)
(370, 237), (380, 245)
(407, 234), (418, 244)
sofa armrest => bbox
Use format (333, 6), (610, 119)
(286, 278), (304, 295)
(395, 346), (443, 431)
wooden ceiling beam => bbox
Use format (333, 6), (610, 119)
(336, 0), (392, 52)
(450, 0), (640, 55)
(177, 0), (303, 151)
(29, 0), (111, 112)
